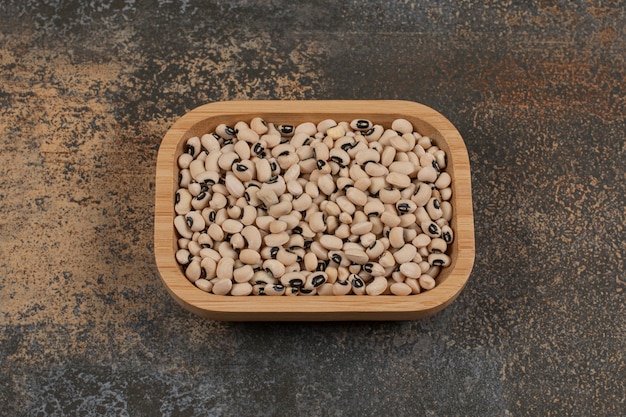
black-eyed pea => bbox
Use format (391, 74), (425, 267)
(379, 188), (402, 204)
(378, 251), (396, 269)
(359, 232), (377, 249)
(216, 241), (237, 260)
(418, 274), (436, 291)
(428, 253), (451, 267)
(216, 257), (235, 281)
(264, 232), (289, 247)
(368, 217), (382, 235)
(415, 206), (431, 224)
(344, 249), (369, 265)
(428, 238), (447, 253)
(317, 282), (334, 296)
(179, 168), (192, 188)
(399, 262), (421, 279)
(405, 278), (421, 294)
(348, 164), (369, 182)
(233, 265), (254, 283)
(276, 248), (299, 266)
(417, 166), (438, 183)
(390, 282), (412, 296)
(440, 201), (453, 222)
(277, 124), (295, 137)
(364, 162), (388, 177)
(221, 218), (243, 234)
(398, 213), (417, 228)
(195, 278), (213, 293)
(183, 212), (205, 233)
(363, 262), (385, 277)
(280, 271), (305, 288)
(349, 274), (366, 295)
(187, 182), (203, 197)
(426, 265), (441, 279)
(317, 173), (335, 196)
(246, 116), (268, 135)
(325, 124), (345, 139)
(417, 136), (432, 150)
(381, 146), (396, 167)
(332, 279), (351, 295)
(421, 221), (441, 238)
(268, 220), (287, 234)
(366, 276), (388, 296)
(388, 226), (405, 248)
(209, 192), (227, 210)
(365, 240), (385, 259)
(393, 244), (418, 264)
(178, 238), (190, 251)
(333, 224), (350, 240)
(439, 187), (452, 201)
(378, 212), (400, 229)
(391, 118), (413, 134)
(441, 225), (454, 244)
(176, 248), (192, 266)
(175, 188), (193, 215)
(364, 199), (384, 217)
(212, 278), (233, 295)
(200, 257), (217, 279)
(349, 119), (372, 131)
(389, 134), (413, 152)
(304, 271), (327, 290)
(264, 283), (285, 296)
(239, 248), (261, 265)
(178, 153), (194, 170)
(426, 197), (443, 220)
(400, 183), (417, 199)
(287, 234), (305, 251)
(291, 193), (312, 212)
(200, 133), (221, 152)
(268, 200), (292, 218)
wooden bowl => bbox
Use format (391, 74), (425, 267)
(155, 100), (474, 321)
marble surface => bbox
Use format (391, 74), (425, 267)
(1, 1), (624, 416)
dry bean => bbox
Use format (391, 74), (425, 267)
(419, 274), (436, 290)
(390, 282), (412, 296)
(428, 253), (451, 267)
(366, 276), (388, 296)
(212, 278), (233, 295)
(393, 244), (418, 264)
(399, 262), (421, 279)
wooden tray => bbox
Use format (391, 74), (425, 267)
(154, 100), (474, 321)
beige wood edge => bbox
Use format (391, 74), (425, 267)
(154, 100), (474, 321)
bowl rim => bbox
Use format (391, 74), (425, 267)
(154, 100), (474, 321)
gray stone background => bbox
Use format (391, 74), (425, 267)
(0, 1), (624, 416)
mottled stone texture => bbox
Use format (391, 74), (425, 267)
(0, 0), (624, 416)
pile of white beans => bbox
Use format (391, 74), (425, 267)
(174, 117), (454, 296)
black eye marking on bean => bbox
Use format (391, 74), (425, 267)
(317, 160), (326, 170)
(270, 246), (279, 258)
(278, 151), (290, 157)
(304, 240), (313, 249)
(331, 253), (342, 264)
(432, 160), (440, 173)
(292, 226), (303, 234)
(432, 259), (445, 266)
(225, 126), (236, 136)
(331, 156), (346, 166)
(175, 192), (181, 204)
(443, 231), (452, 243)
(273, 284), (284, 291)
(268, 176), (279, 184)
(363, 263), (374, 273)
(397, 203), (410, 214)
(244, 192), (251, 202)
(208, 211), (216, 222)
(363, 127), (376, 136)
(311, 274), (326, 287)
(351, 276), (364, 288)
(369, 241), (378, 250)
(223, 139), (233, 146)
(289, 278), (303, 287)
(270, 162), (278, 171)
(356, 120), (370, 129)
(185, 216), (193, 227)
(433, 199), (440, 209)
(428, 223), (439, 234)
(300, 288), (313, 294)
(279, 125), (294, 135)
(186, 144), (195, 155)
(316, 261), (327, 271)
(196, 192), (206, 201)
(235, 164), (248, 172)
